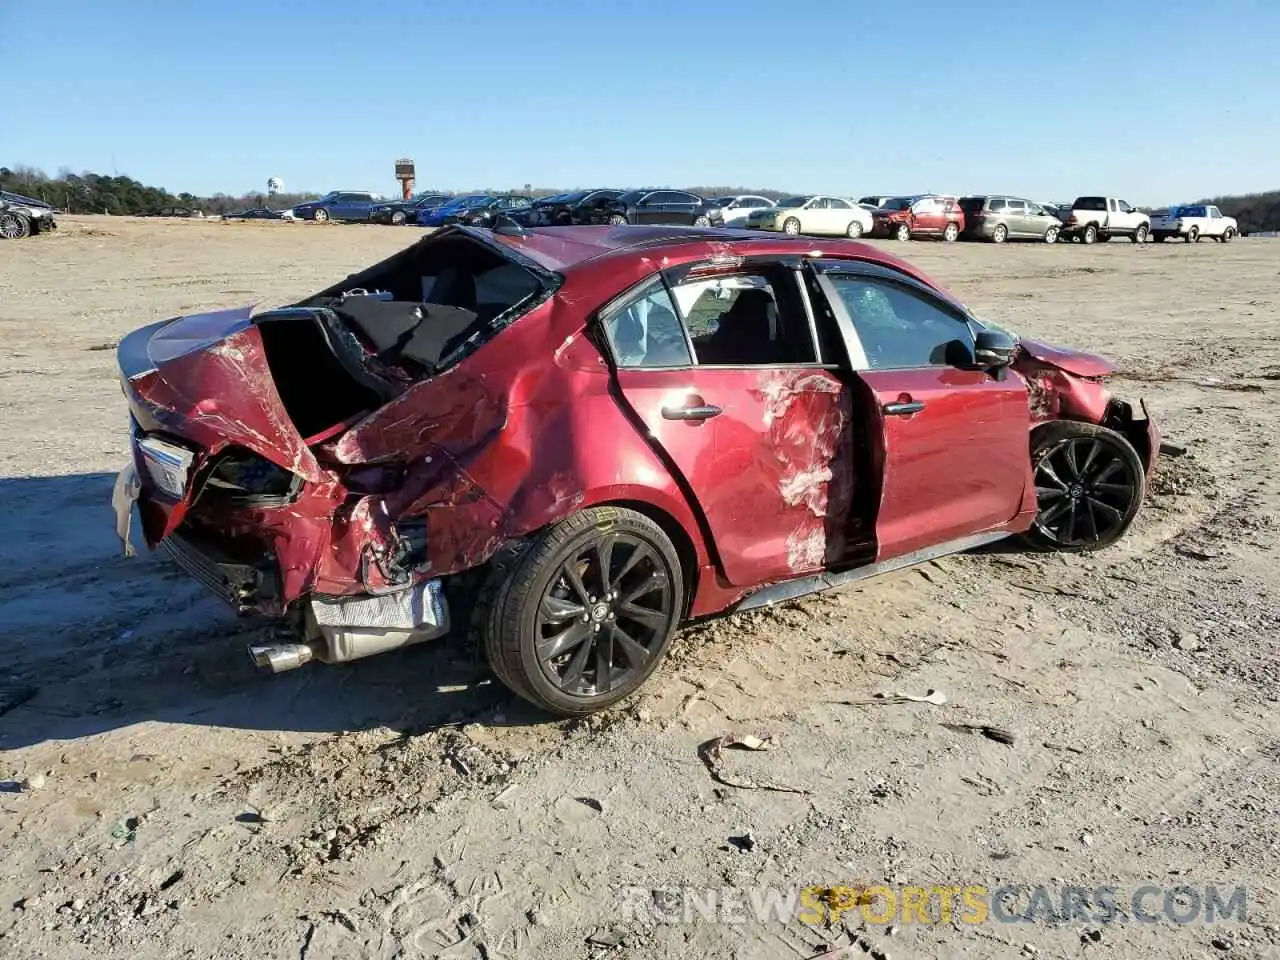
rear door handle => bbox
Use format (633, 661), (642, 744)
(662, 404), (723, 422)
(883, 400), (925, 416)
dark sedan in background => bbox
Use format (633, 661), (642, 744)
(370, 193), (451, 225)
(289, 191), (382, 223)
(596, 189), (724, 227)
(417, 194), (494, 227)
(452, 195), (534, 227)
(522, 189), (622, 225)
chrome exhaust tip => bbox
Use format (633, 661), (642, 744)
(248, 642), (315, 674)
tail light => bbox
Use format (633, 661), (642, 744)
(1068, 214), (1079, 224)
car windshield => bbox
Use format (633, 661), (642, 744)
(776, 196), (811, 208)
(446, 195), (490, 209)
(561, 191), (590, 203)
(880, 198), (914, 211)
(710, 197), (737, 206)
(616, 190), (648, 205)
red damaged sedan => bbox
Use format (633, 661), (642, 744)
(113, 224), (1159, 715)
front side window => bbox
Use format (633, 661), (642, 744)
(827, 275), (974, 370)
(601, 280), (693, 369)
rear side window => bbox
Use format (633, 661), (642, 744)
(989, 198), (1008, 212)
(675, 269), (817, 366)
(1075, 197), (1107, 211)
(601, 280), (694, 369)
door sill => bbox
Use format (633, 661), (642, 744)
(734, 530), (1009, 612)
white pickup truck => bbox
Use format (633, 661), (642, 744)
(1059, 196), (1150, 244)
(1149, 204), (1238, 243)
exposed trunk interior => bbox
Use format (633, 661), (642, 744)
(254, 312), (387, 441)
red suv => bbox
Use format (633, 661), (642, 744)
(872, 195), (965, 241)
(113, 225), (1159, 716)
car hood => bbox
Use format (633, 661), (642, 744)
(1017, 338), (1115, 377)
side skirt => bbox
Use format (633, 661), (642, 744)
(734, 530), (1009, 612)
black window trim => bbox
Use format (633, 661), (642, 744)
(808, 258), (978, 373)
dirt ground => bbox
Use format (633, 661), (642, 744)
(1, 217), (1277, 960)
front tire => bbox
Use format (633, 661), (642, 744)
(0, 212), (31, 240)
(846, 220), (864, 239)
(1024, 421), (1145, 552)
(1132, 224), (1149, 243)
(782, 217), (801, 236)
(942, 221), (960, 242)
(391, 210), (406, 225)
(478, 506), (684, 716)
(894, 223), (911, 242)
(1222, 227), (1235, 243)
(1186, 226), (1198, 243)
(313, 208), (330, 223)
(1043, 225), (1059, 244)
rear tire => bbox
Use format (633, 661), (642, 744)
(1043, 226), (1059, 244)
(845, 220), (864, 239)
(477, 506), (684, 716)
(0, 212), (31, 240)
(390, 210), (406, 225)
(992, 223), (1009, 244)
(1186, 226), (1198, 243)
(1222, 227), (1235, 243)
(1082, 224), (1098, 244)
(1023, 421), (1145, 552)
(943, 221), (960, 242)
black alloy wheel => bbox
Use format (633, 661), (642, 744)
(1026, 422), (1145, 551)
(479, 507), (683, 715)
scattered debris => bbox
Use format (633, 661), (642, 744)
(697, 733), (808, 795)
(1080, 832), (1093, 846)
(575, 797), (603, 813)
(110, 817), (140, 844)
(727, 831), (756, 853)
(1159, 441), (1187, 458)
(941, 723), (1016, 746)
(586, 928), (627, 949)
(20, 772), (46, 791)
(1042, 741), (1086, 755)
(1081, 928), (1103, 944)
(832, 689), (948, 707)
(1172, 631), (1201, 652)
(1211, 937), (1233, 951)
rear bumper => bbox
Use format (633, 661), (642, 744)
(162, 527), (282, 615)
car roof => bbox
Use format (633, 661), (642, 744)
(484, 225), (949, 290)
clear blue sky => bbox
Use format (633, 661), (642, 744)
(6, 0), (1278, 204)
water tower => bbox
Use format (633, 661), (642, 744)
(267, 177), (283, 200)
(395, 159), (415, 200)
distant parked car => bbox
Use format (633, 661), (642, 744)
(1059, 197), (1149, 244)
(857, 195), (894, 210)
(456, 196), (535, 227)
(290, 191), (382, 223)
(222, 208), (289, 221)
(871, 196), (965, 242)
(959, 196), (1062, 243)
(142, 205), (203, 218)
(517, 189), (622, 225)
(598, 190), (724, 227)
(743, 195), (873, 238)
(0, 190), (57, 239)
(1150, 204), (1238, 243)
(370, 193), (451, 225)
(709, 195), (775, 226)
(417, 194), (493, 227)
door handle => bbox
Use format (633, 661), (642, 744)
(883, 400), (925, 416)
(662, 404), (723, 422)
